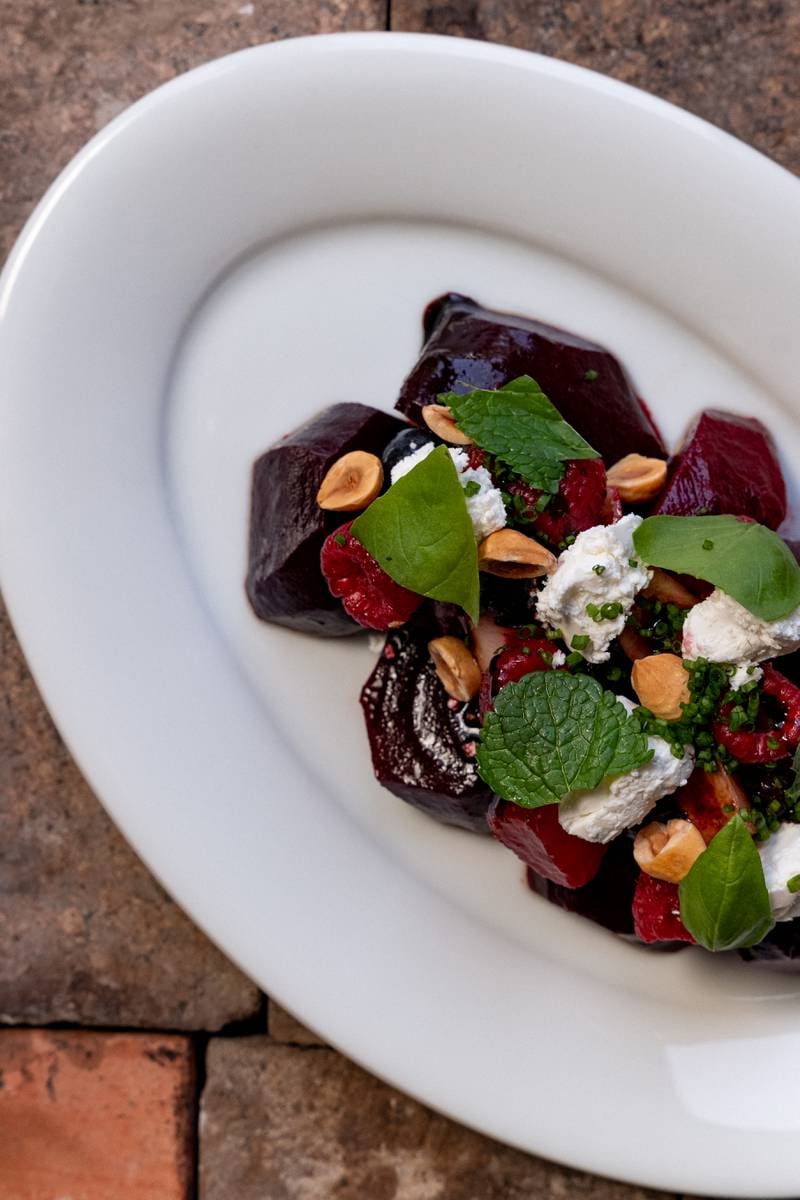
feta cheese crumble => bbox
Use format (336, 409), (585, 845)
(682, 589), (800, 665)
(558, 697), (694, 843)
(535, 514), (652, 663)
(759, 823), (800, 922)
(390, 443), (506, 541)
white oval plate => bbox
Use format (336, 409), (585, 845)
(2, 33), (799, 1197)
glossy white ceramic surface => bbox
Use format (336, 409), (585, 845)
(2, 34), (799, 1197)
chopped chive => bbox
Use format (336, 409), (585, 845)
(333, 533), (347, 547)
(463, 479), (481, 498)
(592, 564), (606, 576)
(702, 538), (714, 551)
(584, 369), (599, 382)
(571, 634), (591, 650)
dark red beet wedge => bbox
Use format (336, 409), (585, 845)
(246, 403), (405, 635)
(527, 835), (640, 935)
(489, 800), (607, 888)
(655, 409), (786, 529)
(360, 629), (491, 833)
(396, 294), (665, 464)
(632, 873), (695, 944)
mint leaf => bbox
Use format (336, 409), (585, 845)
(350, 445), (479, 622)
(633, 515), (800, 621)
(443, 376), (600, 494)
(476, 672), (652, 809)
(679, 815), (774, 951)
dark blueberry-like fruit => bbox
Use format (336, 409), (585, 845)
(632, 872), (695, 944)
(381, 427), (436, 478)
(527, 834), (640, 935)
(246, 403), (405, 635)
(360, 629), (492, 833)
(655, 409), (786, 529)
(489, 800), (607, 888)
(396, 293), (665, 464)
(320, 522), (422, 631)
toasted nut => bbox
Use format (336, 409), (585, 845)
(420, 404), (473, 445)
(428, 636), (482, 702)
(478, 529), (557, 579)
(642, 567), (698, 609)
(316, 451), (383, 511)
(471, 613), (507, 673)
(634, 818), (706, 883)
(606, 453), (668, 502)
(631, 652), (691, 720)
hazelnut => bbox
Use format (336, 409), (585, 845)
(606, 453), (668, 502)
(477, 529), (557, 579)
(631, 653), (691, 721)
(634, 818), (706, 883)
(316, 451), (383, 512)
(641, 568), (698, 610)
(420, 404), (473, 445)
(428, 636), (482, 702)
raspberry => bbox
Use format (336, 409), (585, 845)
(320, 521), (422, 631)
(479, 628), (558, 716)
(507, 458), (608, 547)
(488, 800), (607, 888)
(632, 872), (695, 944)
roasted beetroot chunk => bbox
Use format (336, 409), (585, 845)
(739, 919), (800, 968)
(655, 409), (786, 529)
(527, 836), (640, 935)
(246, 403), (405, 635)
(489, 800), (607, 888)
(396, 294), (665, 464)
(360, 630), (491, 833)
(632, 873), (695, 944)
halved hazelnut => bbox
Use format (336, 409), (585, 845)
(606, 453), (668, 502)
(471, 613), (507, 673)
(634, 818), (706, 883)
(428, 636), (482, 702)
(420, 404), (473, 445)
(631, 652), (691, 720)
(478, 529), (557, 579)
(316, 451), (383, 512)
(641, 567), (698, 610)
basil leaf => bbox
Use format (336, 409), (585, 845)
(476, 672), (652, 809)
(633, 515), (800, 621)
(350, 445), (479, 622)
(443, 376), (600, 494)
(679, 816), (775, 951)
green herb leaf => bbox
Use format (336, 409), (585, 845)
(350, 446), (479, 622)
(786, 744), (800, 805)
(476, 672), (652, 809)
(633, 515), (800, 621)
(678, 816), (775, 951)
(442, 376), (600, 494)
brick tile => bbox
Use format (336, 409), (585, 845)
(268, 1000), (327, 1046)
(200, 1037), (676, 1200)
(391, 1), (800, 178)
(0, 1029), (195, 1200)
(0, 601), (260, 1029)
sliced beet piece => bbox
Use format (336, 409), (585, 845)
(489, 800), (607, 888)
(396, 293), (665, 464)
(527, 835), (640, 935)
(654, 409), (786, 529)
(739, 919), (800, 968)
(246, 403), (405, 635)
(360, 629), (491, 833)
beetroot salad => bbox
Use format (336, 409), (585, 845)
(247, 293), (800, 964)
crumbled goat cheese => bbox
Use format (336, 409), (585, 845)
(558, 696), (694, 843)
(390, 443), (506, 541)
(759, 824), (800, 922)
(729, 662), (763, 691)
(535, 514), (652, 663)
(551, 649), (567, 668)
(682, 589), (800, 664)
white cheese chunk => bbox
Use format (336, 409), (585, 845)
(535, 514), (652, 663)
(759, 823), (800, 922)
(558, 696), (694, 843)
(682, 589), (800, 664)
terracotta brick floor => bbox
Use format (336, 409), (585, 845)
(2, 1), (798, 1195)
